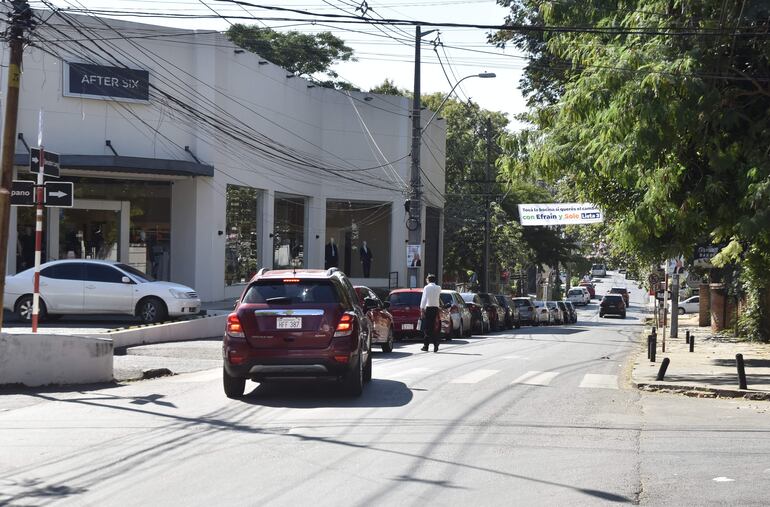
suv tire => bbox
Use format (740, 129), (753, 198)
(363, 352), (372, 382)
(223, 368), (246, 399)
(343, 354), (364, 396)
(381, 328), (394, 353)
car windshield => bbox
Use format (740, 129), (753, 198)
(603, 295), (623, 302)
(388, 292), (422, 306)
(243, 280), (340, 304)
(116, 263), (155, 283)
(478, 294), (493, 305)
(512, 298), (532, 308)
(568, 289), (583, 295)
(592, 264), (603, 269)
(610, 288), (627, 293)
(461, 293), (476, 303)
(534, 301), (545, 308)
(440, 293), (454, 305)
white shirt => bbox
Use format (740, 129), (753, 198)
(420, 283), (441, 309)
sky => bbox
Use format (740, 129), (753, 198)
(31, 0), (530, 128)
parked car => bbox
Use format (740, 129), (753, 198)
(355, 285), (394, 353)
(461, 292), (490, 334)
(579, 281), (596, 299)
(564, 301), (577, 324)
(495, 295), (520, 329)
(504, 295), (523, 328)
(441, 289), (472, 337)
(478, 293), (505, 331)
(566, 287), (590, 306)
(387, 288), (451, 340)
(609, 287), (630, 306)
(222, 268), (373, 398)
(591, 263), (607, 277)
(3, 259), (200, 324)
(600, 294), (626, 318)
(510, 297), (536, 326)
(546, 301), (564, 324)
(675, 295), (700, 315)
(533, 300), (552, 325)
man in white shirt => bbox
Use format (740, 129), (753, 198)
(420, 274), (442, 352)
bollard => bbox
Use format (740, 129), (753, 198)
(689, 334), (694, 352)
(736, 353), (748, 390)
(647, 334), (653, 359)
(656, 357), (670, 381)
(685, 330), (690, 345)
(650, 333), (657, 363)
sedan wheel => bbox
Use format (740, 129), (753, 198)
(15, 295), (47, 322)
(138, 297), (168, 324)
(678, 308), (685, 316)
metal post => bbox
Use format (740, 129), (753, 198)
(685, 329), (690, 344)
(31, 151), (44, 332)
(0, 1), (31, 331)
(650, 330), (657, 363)
(656, 357), (670, 381)
(662, 272), (668, 351)
(407, 25), (423, 289)
(671, 271), (680, 338)
(482, 117), (492, 293)
(689, 334), (694, 352)
(736, 353), (747, 390)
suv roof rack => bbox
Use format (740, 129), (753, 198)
(326, 267), (340, 276)
(257, 267), (268, 276)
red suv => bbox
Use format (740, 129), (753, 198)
(222, 268), (373, 398)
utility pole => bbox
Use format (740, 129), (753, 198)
(0, 1), (33, 330)
(481, 117), (492, 293)
(671, 270), (680, 339)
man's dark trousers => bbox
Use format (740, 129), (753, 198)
(422, 306), (440, 349)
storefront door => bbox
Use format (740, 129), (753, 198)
(47, 199), (130, 263)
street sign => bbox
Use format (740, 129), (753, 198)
(44, 181), (74, 207)
(11, 180), (35, 206)
(648, 273), (659, 286)
(30, 147), (61, 177)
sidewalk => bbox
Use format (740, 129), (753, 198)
(631, 314), (770, 400)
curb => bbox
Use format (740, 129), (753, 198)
(634, 381), (770, 401)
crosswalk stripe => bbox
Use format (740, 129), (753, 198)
(510, 371), (559, 386)
(579, 374), (618, 389)
(450, 369), (500, 384)
(381, 367), (435, 380)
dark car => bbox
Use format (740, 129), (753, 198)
(510, 297), (536, 326)
(609, 287), (630, 306)
(222, 268), (373, 399)
(495, 295), (520, 329)
(600, 294), (627, 318)
(557, 301), (575, 324)
(564, 301), (578, 323)
(441, 290), (473, 338)
(460, 292), (490, 334)
(387, 288), (451, 340)
(478, 293), (505, 331)
(355, 286), (395, 353)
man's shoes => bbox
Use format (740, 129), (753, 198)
(433, 345), (439, 353)
(421, 345), (429, 351)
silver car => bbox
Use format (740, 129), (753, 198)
(546, 301), (564, 324)
(533, 300), (552, 325)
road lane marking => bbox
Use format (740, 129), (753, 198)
(449, 369), (500, 384)
(510, 371), (559, 386)
(383, 367), (436, 380)
(579, 374), (618, 389)
(501, 355), (529, 360)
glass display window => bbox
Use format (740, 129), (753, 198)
(273, 195), (306, 269)
(225, 185), (260, 285)
(325, 200), (391, 279)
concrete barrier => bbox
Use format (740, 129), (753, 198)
(87, 315), (227, 349)
(0, 333), (113, 387)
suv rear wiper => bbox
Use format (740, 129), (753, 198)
(265, 296), (293, 304)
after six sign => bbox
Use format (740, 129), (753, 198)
(518, 203), (604, 226)
(64, 62), (150, 102)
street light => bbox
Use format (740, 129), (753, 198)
(422, 72), (496, 132)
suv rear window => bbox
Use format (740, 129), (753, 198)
(242, 280), (341, 304)
(512, 298), (532, 308)
(388, 292), (422, 306)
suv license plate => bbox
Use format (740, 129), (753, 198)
(402, 323), (414, 330)
(277, 317), (302, 329)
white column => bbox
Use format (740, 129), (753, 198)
(261, 189), (275, 270)
(306, 196), (325, 269)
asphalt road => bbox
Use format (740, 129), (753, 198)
(2, 275), (769, 505)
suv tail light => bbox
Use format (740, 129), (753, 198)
(227, 313), (245, 338)
(334, 313), (354, 337)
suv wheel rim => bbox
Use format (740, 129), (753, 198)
(19, 299), (33, 320)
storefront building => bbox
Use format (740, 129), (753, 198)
(2, 12), (446, 302)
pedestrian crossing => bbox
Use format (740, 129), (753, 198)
(383, 367), (618, 390)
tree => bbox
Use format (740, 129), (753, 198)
(496, 1), (770, 339)
(369, 79), (407, 96)
(226, 25), (354, 81)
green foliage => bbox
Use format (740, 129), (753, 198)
(226, 24), (354, 80)
(369, 79), (407, 96)
(496, 0), (770, 336)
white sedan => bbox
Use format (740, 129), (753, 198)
(4, 260), (200, 323)
(675, 296), (700, 315)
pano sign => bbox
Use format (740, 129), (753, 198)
(517, 203), (604, 226)
(64, 62), (150, 102)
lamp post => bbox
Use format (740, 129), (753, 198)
(408, 70), (495, 288)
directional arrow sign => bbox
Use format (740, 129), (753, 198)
(44, 181), (74, 207)
(11, 180), (35, 206)
(30, 148), (61, 178)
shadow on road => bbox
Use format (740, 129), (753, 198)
(240, 378), (413, 408)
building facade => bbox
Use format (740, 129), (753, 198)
(1, 12), (446, 302)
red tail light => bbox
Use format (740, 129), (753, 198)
(227, 349), (246, 365)
(226, 313), (245, 338)
(283, 278), (300, 283)
(334, 313), (354, 337)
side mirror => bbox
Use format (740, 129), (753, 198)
(364, 298), (379, 310)
(121, 276), (131, 284)
(383, 301), (390, 309)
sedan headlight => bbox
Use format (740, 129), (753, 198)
(169, 288), (194, 299)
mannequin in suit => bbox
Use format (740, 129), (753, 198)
(325, 237), (338, 269)
(360, 241), (373, 278)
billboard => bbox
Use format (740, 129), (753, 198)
(517, 203), (603, 226)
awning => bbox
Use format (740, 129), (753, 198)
(13, 153), (214, 177)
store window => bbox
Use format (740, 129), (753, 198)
(273, 196), (305, 269)
(15, 206), (46, 273)
(325, 200), (391, 279)
(225, 185), (260, 285)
